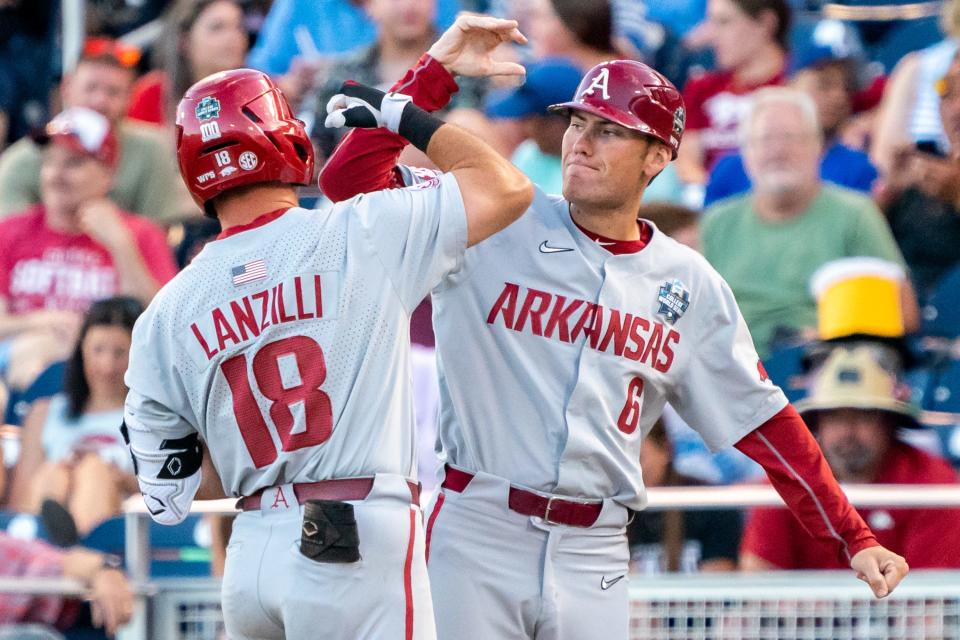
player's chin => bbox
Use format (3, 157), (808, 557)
(562, 172), (594, 200)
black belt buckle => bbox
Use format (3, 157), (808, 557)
(299, 499), (361, 563)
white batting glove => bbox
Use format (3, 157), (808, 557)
(324, 81), (412, 133)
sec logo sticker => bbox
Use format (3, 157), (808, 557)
(239, 151), (259, 171)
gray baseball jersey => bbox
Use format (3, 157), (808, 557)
(123, 173), (466, 523)
(412, 174), (787, 510)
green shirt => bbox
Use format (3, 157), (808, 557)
(0, 120), (189, 223)
(701, 185), (905, 357)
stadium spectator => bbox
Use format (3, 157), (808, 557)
(0, 1), (57, 149)
(741, 344), (960, 570)
(8, 297), (142, 537)
(881, 51), (960, 301)
(308, 0), (486, 161)
(871, 0), (960, 175)
(705, 31), (878, 206)
(529, 0), (624, 69)
(701, 88), (913, 357)
(637, 202), (701, 251)
(0, 38), (188, 223)
(246, 0), (459, 78)
(483, 57), (582, 194)
(676, 0), (790, 185)
(0, 108), (176, 393)
(0, 534), (134, 635)
(0, 439), (134, 636)
(127, 0), (249, 127)
(628, 420), (742, 574)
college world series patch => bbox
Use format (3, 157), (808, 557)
(656, 279), (690, 325)
(195, 96), (221, 121)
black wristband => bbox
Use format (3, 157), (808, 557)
(397, 102), (444, 153)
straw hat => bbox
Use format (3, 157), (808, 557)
(795, 345), (920, 428)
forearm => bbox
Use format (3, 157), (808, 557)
(62, 548), (106, 583)
(109, 243), (162, 303)
(734, 404), (878, 566)
(424, 121), (532, 246)
(319, 54), (458, 201)
(0, 312), (46, 341)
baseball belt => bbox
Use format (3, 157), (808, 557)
(237, 477), (421, 511)
(441, 465), (603, 527)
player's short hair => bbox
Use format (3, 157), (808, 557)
(738, 86), (822, 147)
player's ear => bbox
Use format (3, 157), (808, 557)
(642, 140), (671, 184)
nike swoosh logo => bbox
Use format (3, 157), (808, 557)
(600, 575), (625, 590)
(539, 241), (574, 254)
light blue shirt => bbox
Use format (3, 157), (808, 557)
(247, 0), (461, 76)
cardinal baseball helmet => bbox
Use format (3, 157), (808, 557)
(176, 68), (315, 211)
(549, 60), (685, 158)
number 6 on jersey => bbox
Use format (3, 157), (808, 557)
(617, 376), (645, 434)
(221, 335), (334, 467)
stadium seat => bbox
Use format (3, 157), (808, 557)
(925, 357), (960, 414)
(921, 263), (960, 338)
(81, 514), (212, 578)
(2, 361), (66, 426)
(0, 510), (50, 541)
(761, 344), (811, 403)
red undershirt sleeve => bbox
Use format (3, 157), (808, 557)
(734, 404), (879, 566)
(318, 54), (459, 202)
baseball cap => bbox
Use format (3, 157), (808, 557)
(789, 19), (861, 75)
(484, 58), (583, 119)
(33, 107), (119, 168)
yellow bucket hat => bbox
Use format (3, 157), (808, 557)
(795, 345), (920, 427)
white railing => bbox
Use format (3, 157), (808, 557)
(9, 484), (953, 639)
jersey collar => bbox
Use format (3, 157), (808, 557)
(571, 216), (652, 255)
(216, 208), (291, 240)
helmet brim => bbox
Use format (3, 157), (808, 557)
(548, 100), (677, 159)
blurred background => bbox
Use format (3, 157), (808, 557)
(1, 0), (960, 638)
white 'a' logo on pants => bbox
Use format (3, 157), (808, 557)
(582, 68), (611, 100)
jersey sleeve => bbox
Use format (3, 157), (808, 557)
(735, 405), (878, 566)
(123, 304), (203, 525)
(667, 272), (788, 451)
(318, 54), (459, 203)
(351, 172), (467, 311)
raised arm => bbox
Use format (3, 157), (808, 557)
(325, 81), (532, 245)
(319, 15), (526, 203)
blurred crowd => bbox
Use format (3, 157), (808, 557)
(2, 0), (960, 636)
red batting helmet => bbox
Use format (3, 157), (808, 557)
(176, 68), (314, 210)
(549, 60), (685, 158)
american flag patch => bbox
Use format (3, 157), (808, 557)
(231, 259), (267, 286)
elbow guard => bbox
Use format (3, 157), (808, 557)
(122, 422), (203, 525)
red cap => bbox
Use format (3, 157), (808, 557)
(175, 68), (315, 209)
(36, 107), (120, 167)
(549, 60), (685, 158)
